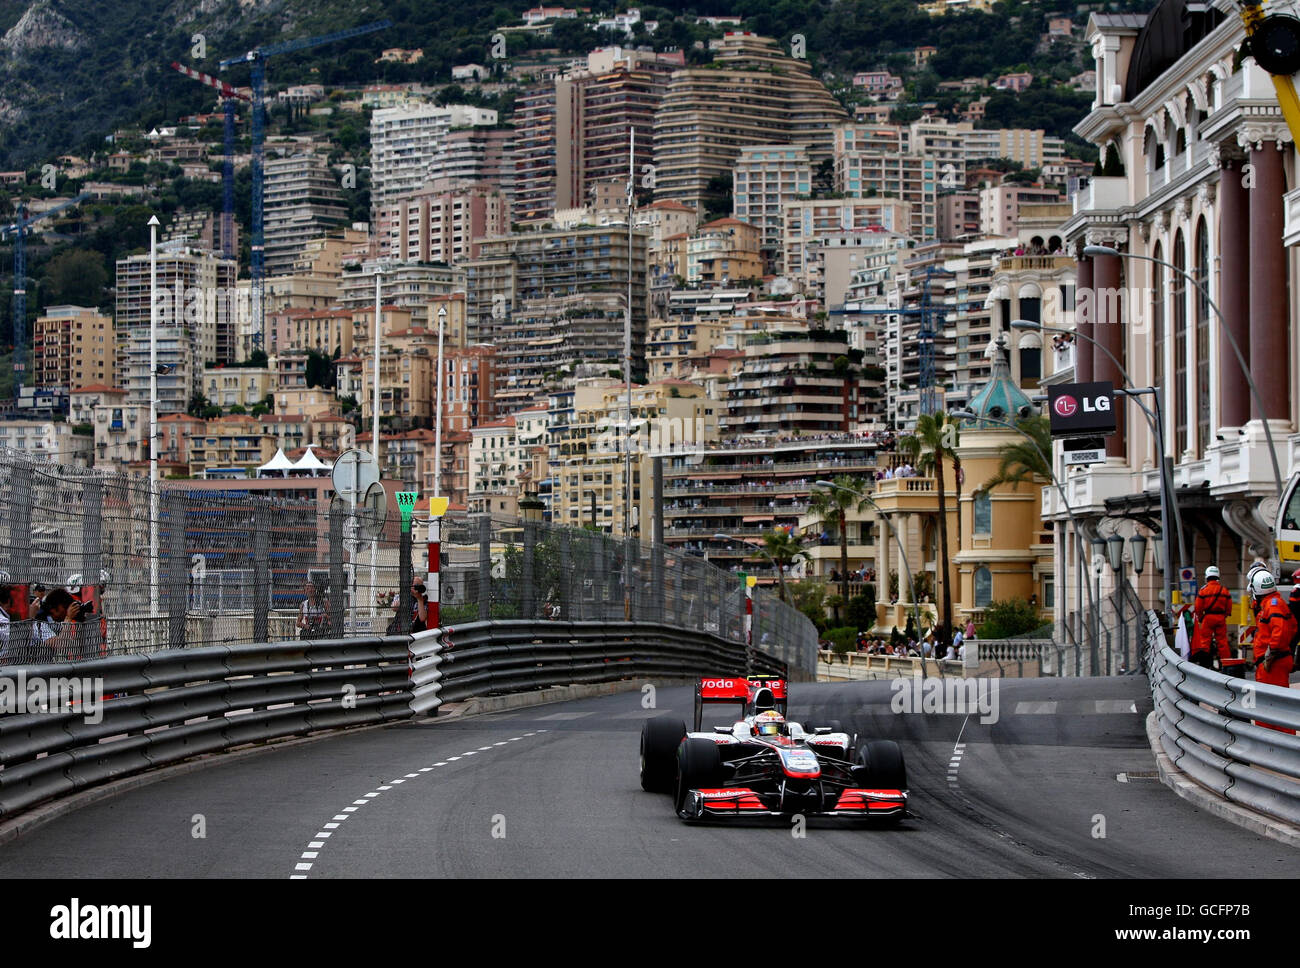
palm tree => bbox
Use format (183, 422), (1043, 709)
(810, 475), (870, 607)
(899, 410), (960, 645)
(760, 527), (805, 603)
(983, 414), (1052, 490)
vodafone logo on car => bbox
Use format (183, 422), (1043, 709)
(1053, 394), (1078, 418)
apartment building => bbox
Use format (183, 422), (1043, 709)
(0, 419), (93, 466)
(832, 130), (939, 241)
(686, 218), (763, 287)
(939, 190), (982, 239)
(512, 48), (674, 224)
(263, 152), (348, 276)
(647, 316), (732, 381)
(437, 344), (498, 435)
(336, 262), (464, 328)
(186, 415), (276, 478)
(357, 334), (436, 431)
(115, 246), (238, 413)
(978, 183), (1063, 236)
(801, 229), (912, 307)
(553, 379), (716, 535)
(387, 179), (507, 262)
(75, 387), (149, 468)
(369, 103), (498, 237)
(493, 291), (629, 413)
(653, 32), (847, 212)
(266, 307), (355, 356)
(732, 145), (812, 274)
(425, 126), (514, 202)
(32, 306), (114, 393)
(462, 225), (648, 372)
(468, 415), (524, 516)
(781, 197), (912, 280)
(724, 329), (865, 437)
(964, 127), (1066, 168)
(201, 365), (272, 410)
(656, 436), (884, 586)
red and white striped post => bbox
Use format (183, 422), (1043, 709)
(740, 572), (755, 675)
(426, 496), (449, 629)
(427, 516), (440, 630)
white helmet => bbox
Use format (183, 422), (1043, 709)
(1204, 566), (1220, 580)
(1250, 570), (1277, 598)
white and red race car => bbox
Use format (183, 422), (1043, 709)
(640, 675), (908, 823)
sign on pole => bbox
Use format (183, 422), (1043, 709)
(332, 448), (379, 504)
(1047, 382), (1117, 438)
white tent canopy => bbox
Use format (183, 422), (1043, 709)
(257, 448), (295, 477)
(291, 446), (331, 476)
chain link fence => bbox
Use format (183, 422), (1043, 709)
(0, 450), (818, 674)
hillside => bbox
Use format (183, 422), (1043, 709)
(0, 0), (1149, 171)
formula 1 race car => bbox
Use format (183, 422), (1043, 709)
(640, 675), (908, 823)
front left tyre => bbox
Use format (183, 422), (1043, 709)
(640, 715), (686, 793)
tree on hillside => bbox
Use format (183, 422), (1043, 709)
(42, 249), (108, 307)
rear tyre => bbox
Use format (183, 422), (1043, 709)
(640, 716), (686, 793)
(674, 737), (723, 818)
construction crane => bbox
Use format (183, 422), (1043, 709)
(219, 19), (391, 352)
(169, 61), (251, 260)
(0, 193), (90, 396)
(830, 267), (950, 418)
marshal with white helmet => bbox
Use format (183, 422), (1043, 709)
(640, 675), (909, 823)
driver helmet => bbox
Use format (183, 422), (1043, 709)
(754, 710), (785, 737)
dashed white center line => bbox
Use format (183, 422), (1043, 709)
(289, 730), (547, 879)
(947, 720), (970, 787)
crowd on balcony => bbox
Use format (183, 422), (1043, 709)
(874, 462), (917, 480)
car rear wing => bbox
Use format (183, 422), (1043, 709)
(693, 676), (788, 731)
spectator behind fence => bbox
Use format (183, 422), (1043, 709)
(28, 589), (83, 663)
(298, 581), (327, 640)
(0, 579), (13, 658)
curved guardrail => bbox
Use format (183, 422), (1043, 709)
(1145, 611), (1300, 825)
(0, 620), (785, 819)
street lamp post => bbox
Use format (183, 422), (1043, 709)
(370, 264), (383, 618)
(1013, 319), (1183, 613)
(148, 215), (160, 619)
(947, 410), (1101, 674)
(434, 305), (446, 500)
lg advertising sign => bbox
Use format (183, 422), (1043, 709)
(1047, 382), (1116, 438)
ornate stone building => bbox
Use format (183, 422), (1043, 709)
(1052, 0), (1297, 641)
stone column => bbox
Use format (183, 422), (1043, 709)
(1218, 156), (1250, 428)
(1247, 140), (1289, 421)
(1092, 248), (1126, 457)
(1076, 255), (1094, 383)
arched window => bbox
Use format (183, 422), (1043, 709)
(974, 567), (993, 608)
(973, 490), (993, 534)
(1018, 330), (1042, 382)
(1195, 217), (1210, 454)
(1173, 231), (1188, 455)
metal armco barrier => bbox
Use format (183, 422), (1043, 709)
(0, 621), (788, 819)
(0, 636), (410, 819)
(1144, 611), (1300, 825)
(409, 620), (787, 716)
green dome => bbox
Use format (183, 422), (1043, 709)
(964, 337), (1032, 429)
